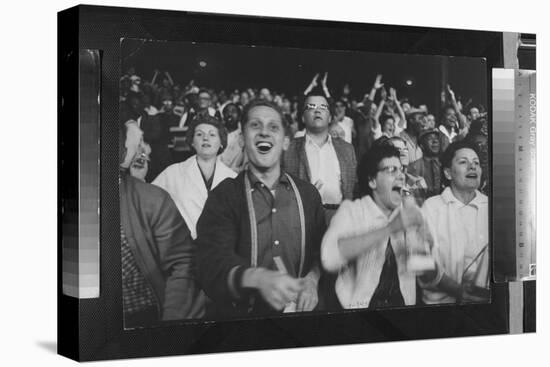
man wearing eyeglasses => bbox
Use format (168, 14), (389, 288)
(321, 144), (441, 309)
(283, 93), (357, 225)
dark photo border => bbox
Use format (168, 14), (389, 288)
(58, 5), (517, 361)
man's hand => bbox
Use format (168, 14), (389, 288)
(373, 74), (384, 89)
(296, 277), (318, 312)
(244, 268), (305, 311)
(310, 73), (320, 88)
(446, 84), (456, 102)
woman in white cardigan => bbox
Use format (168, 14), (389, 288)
(420, 140), (489, 304)
(153, 115), (237, 239)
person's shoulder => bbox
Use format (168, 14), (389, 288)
(127, 175), (172, 201)
(153, 159), (189, 182)
(332, 136), (355, 154)
(288, 136), (304, 149)
(217, 159), (239, 178)
(422, 191), (446, 211)
(211, 171), (244, 195)
(474, 190), (489, 206)
(285, 172), (319, 197)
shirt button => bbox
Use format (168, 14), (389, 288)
(274, 240), (280, 246)
(272, 208), (277, 213)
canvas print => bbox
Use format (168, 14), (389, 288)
(118, 39), (490, 329)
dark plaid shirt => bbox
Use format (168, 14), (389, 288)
(121, 225), (157, 314)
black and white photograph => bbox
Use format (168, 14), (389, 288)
(119, 39), (490, 328)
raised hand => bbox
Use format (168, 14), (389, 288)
(310, 73), (320, 88)
(373, 74), (384, 89)
(446, 84), (456, 101)
(389, 194), (425, 233)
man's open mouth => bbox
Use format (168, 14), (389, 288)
(256, 141), (274, 154)
(201, 143), (212, 148)
(466, 173), (478, 179)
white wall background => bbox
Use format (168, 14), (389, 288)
(0, 0), (546, 365)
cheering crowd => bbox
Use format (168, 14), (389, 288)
(119, 68), (490, 327)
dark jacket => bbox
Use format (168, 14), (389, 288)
(283, 136), (358, 200)
(195, 171), (326, 317)
(120, 174), (204, 321)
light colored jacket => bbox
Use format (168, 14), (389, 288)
(152, 155), (237, 239)
(321, 196), (438, 308)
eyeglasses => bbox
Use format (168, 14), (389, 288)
(305, 103), (329, 111)
(378, 165), (404, 176)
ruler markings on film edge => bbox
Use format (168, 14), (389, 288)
(514, 70), (536, 280)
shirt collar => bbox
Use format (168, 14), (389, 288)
(247, 169), (291, 189)
(441, 186), (487, 208)
(305, 133), (332, 148)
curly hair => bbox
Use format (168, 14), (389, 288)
(186, 114), (228, 155)
(357, 144), (401, 197)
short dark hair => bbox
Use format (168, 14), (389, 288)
(222, 102), (241, 117)
(186, 114), (228, 155)
(357, 144), (401, 197)
(441, 140), (480, 170)
(241, 99), (289, 135)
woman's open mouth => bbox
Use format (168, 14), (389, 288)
(392, 183), (404, 194)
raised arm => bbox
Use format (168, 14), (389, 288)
(321, 72), (331, 99)
(303, 73), (320, 95)
(151, 69), (159, 86)
(372, 88), (386, 131)
(390, 88), (407, 129)
(447, 84), (468, 130)
(165, 71), (174, 86)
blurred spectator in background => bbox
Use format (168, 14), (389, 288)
(399, 109), (427, 164)
(220, 102), (246, 172)
(409, 128), (443, 199)
(385, 136), (428, 205)
(333, 98), (354, 144)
